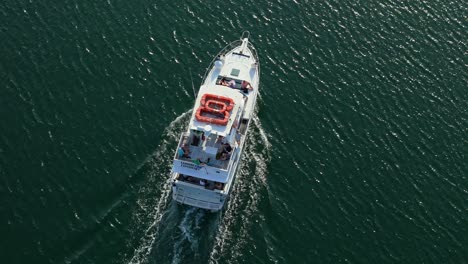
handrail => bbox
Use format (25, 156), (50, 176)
(225, 147), (239, 172)
(174, 132), (189, 160)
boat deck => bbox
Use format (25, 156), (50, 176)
(179, 146), (228, 169)
(177, 133), (230, 169)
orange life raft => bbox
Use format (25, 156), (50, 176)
(195, 93), (235, 126)
(200, 94), (234, 111)
(205, 100), (227, 113)
(195, 107), (230, 126)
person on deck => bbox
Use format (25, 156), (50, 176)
(228, 80), (236, 88)
(220, 152), (231, 161)
(241, 80), (253, 93)
(219, 77), (229, 86)
(178, 144), (191, 158)
(222, 143), (232, 153)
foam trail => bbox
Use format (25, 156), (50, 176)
(209, 117), (271, 263)
(128, 110), (192, 264)
(252, 115), (271, 149)
(171, 208), (205, 264)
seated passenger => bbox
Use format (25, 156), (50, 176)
(241, 80), (253, 93)
(219, 77), (229, 86)
(182, 143), (190, 153)
(214, 182), (224, 190)
(228, 80), (236, 88)
(222, 143), (232, 153)
(178, 144), (191, 158)
(220, 152), (231, 161)
(177, 147), (184, 158)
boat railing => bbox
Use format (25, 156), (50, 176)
(174, 133), (230, 170)
(223, 148), (238, 172)
(174, 130), (240, 172)
(176, 150), (231, 170)
(174, 132), (190, 160)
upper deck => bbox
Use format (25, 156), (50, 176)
(172, 131), (240, 183)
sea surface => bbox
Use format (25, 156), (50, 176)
(1, 0), (467, 263)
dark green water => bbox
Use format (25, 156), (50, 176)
(1, 0), (467, 263)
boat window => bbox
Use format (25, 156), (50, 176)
(230, 68), (240, 77)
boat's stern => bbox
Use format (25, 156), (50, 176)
(171, 173), (227, 212)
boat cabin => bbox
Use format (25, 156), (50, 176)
(172, 87), (245, 183)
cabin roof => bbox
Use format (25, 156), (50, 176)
(189, 85), (244, 136)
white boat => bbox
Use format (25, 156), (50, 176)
(171, 33), (260, 212)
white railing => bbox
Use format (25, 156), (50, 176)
(173, 132), (190, 160)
